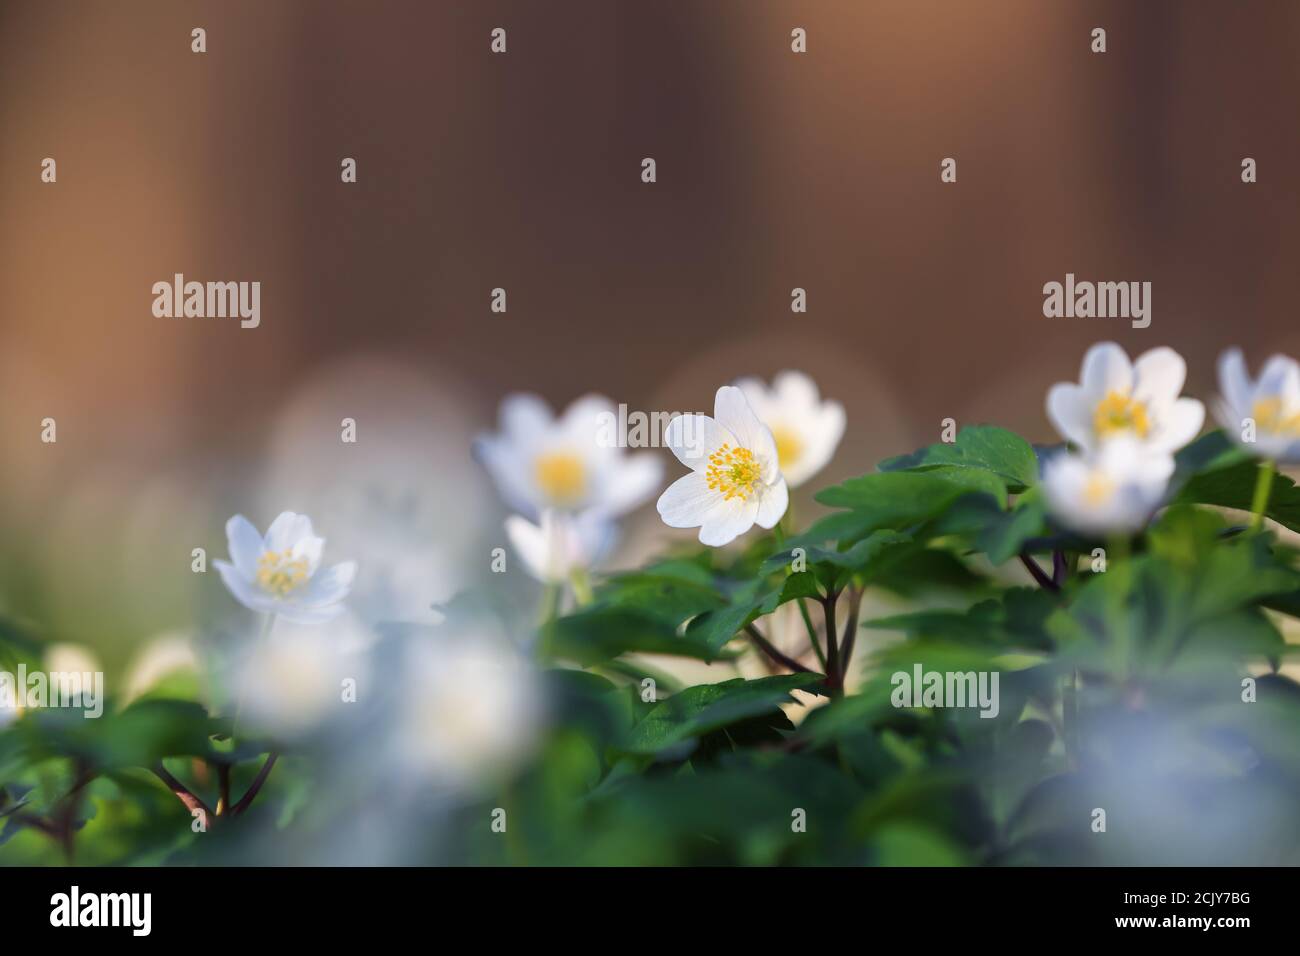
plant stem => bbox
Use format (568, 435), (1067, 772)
(1052, 550), (1069, 587)
(216, 764), (231, 816)
(1250, 458), (1276, 530)
(822, 593), (841, 694)
(797, 598), (827, 671)
(744, 624), (812, 674)
(153, 762), (214, 824)
(1018, 553), (1059, 592)
(538, 581), (560, 624)
(837, 586), (864, 681)
(569, 567), (594, 606)
(231, 752), (280, 816)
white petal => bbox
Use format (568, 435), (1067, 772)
(276, 602), (346, 624)
(505, 514), (553, 582)
(657, 472), (717, 527)
(265, 512), (313, 552)
(499, 393), (555, 445)
(698, 496), (760, 547)
(1132, 347), (1187, 408)
(733, 375), (772, 407)
(215, 559), (273, 614)
(292, 535), (325, 576)
(225, 515), (265, 579)
(305, 561), (357, 606)
(1217, 349), (1253, 419)
(754, 478), (789, 529)
(596, 452), (664, 517)
(1046, 383), (1096, 449)
(1260, 354), (1300, 407)
(713, 386), (778, 479)
(783, 402), (845, 487)
(772, 370), (821, 410)
(474, 437), (542, 519)
(559, 394), (617, 449)
(1213, 396), (1243, 438)
(1079, 342), (1133, 396)
(664, 414), (729, 471)
(1151, 397), (1205, 453)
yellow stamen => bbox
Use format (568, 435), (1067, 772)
(534, 450), (587, 505)
(256, 548), (310, 597)
(770, 425), (804, 470)
(1251, 397), (1300, 437)
(706, 443), (763, 501)
(1093, 391), (1150, 439)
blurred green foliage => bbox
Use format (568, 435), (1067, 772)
(4, 427), (1300, 865)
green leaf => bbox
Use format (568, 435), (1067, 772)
(814, 469), (1007, 526)
(544, 607), (720, 666)
(685, 578), (780, 651)
(594, 561), (726, 627)
(879, 425), (1040, 493)
(619, 674), (823, 756)
(931, 488), (1050, 565)
(1175, 458), (1300, 533)
(866, 588), (1056, 653)
(764, 529), (910, 576)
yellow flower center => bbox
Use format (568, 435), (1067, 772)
(770, 425), (804, 469)
(1251, 397), (1300, 437)
(534, 450), (587, 505)
(1093, 391), (1150, 439)
(706, 443), (763, 501)
(1083, 472), (1115, 507)
(257, 549), (310, 597)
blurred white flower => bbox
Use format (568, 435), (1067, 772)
(0, 695), (18, 728)
(121, 632), (200, 705)
(1042, 438), (1174, 536)
(44, 642), (102, 677)
(1215, 349), (1300, 462)
(505, 508), (613, 584)
(260, 357), (487, 627)
(1047, 342), (1204, 455)
(396, 632), (542, 791)
(215, 512), (356, 623)
(233, 614), (370, 737)
(734, 370), (845, 487)
(475, 393), (663, 520)
(657, 385), (788, 546)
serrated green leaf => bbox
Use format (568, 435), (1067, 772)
(620, 674), (823, 755)
(879, 425), (1040, 493)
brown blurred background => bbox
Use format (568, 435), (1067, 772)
(1, 0), (1299, 656)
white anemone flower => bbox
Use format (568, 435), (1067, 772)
(215, 511), (357, 623)
(1042, 438), (1175, 536)
(474, 394), (663, 521)
(734, 370), (846, 488)
(396, 633), (543, 792)
(233, 615), (368, 737)
(657, 385), (789, 547)
(1047, 342), (1204, 455)
(1215, 349), (1300, 462)
(505, 508), (613, 585)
